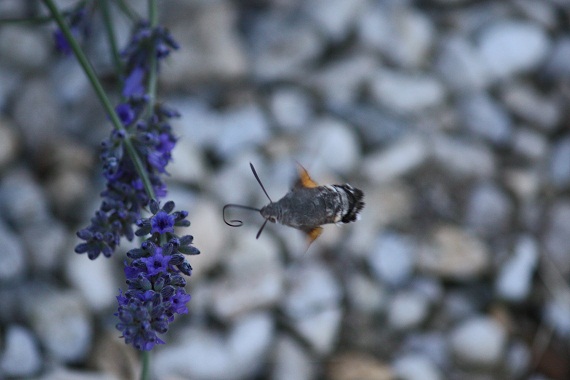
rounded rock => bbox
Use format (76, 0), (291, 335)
(25, 288), (92, 362)
(393, 353), (442, 380)
(0, 325), (42, 377)
(301, 117), (361, 175)
(388, 291), (430, 331)
(370, 70), (446, 114)
(417, 225), (490, 280)
(478, 21), (550, 79)
(272, 335), (316, 380)
(457, 92), (512, 146)
(270, 87), (314, 132)
(449, 316), (507, 368)
(464, 182), (513, 237)
(0, 219), (25, 281)
(369, 232), (415, 286)
(495, 235), (538, 302)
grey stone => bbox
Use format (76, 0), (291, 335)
(504, 169), (541, 202)
(370, 69), (446, 114)
(0, 66), (19, 110)
(464, 182), (513, 236)
(155, 312), (274, 379)
(505, 340), (532, 378)
(289, 306), (342, 355)
(346, 274), (387, 314)
(282, 262), (342, 318)
(272, 335), (316, 380)
(0, 119), (19, 171)
(543, 201), (570, 275)
(513, 0), (557, 29)
(500, 82), (560, 131)
(65, 248), (120, 312)
(300, 117), (361, 175)
(331, 104), (411, 149)
(358, 3), (435, 68)
(282, 262), (343, 354)
(434, 35), (490, 92)
(165, 138), (206, 185)
(0, 219), (25, 282)
(548, 137), (570, 189)
(250, 15), (323, 80)
(449, 316), (507, 367)
(12, 79), (61, 151)
(393, 353), (442, 380)
(363, 135), (429, 184)
(388, 291), (430, 331)
(22, 221), (67, 273)
(0, 167), (51, 229)
(0, 26), (50, 71)
(312, 53), (377, 106)
(544, 293), (570, 336)
(431, 136), (496, 180)
(0, 325), (41, 377)
(544, 36), (570, 78)
(270, 87), (314, 132)
(401, 332), (449, 370)
(477, 21), (550, 79)
(495, 235), (538, 302)
(512, 128), (548, 161)
(215, 104), (270, 159)
(25, 288), (92, 362)
(417, 225), (490, 280)
(457, 92), (512, 146)
(211, 229), (283, 320)
(160, 1), (248, 85)
(369, 232), (416, 286)
(303, 0), (367, 42)
(227, 312), (276, 375)
(182, 198), (227, 279)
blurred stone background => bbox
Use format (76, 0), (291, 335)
(1, 0), (570, 379)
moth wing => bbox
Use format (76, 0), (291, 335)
(301, 226), (323, 246)
(294, 162), (319, 189)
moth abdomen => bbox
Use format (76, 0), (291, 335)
(332, 184), (365, 223)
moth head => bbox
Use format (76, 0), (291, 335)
(260, 203), (279, 224)
(222, 162), (275, 239)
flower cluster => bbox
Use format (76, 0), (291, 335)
(75, 22), (180, 260)
(116, 200), (199, 351)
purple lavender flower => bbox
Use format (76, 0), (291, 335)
(116, 200), (199, 351)
(75, 22), (181, 259)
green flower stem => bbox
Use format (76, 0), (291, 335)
(42, 0), (156, 201)
(144, 0), (159, 118)
(99, 0), (123, 75)
(140, 350), (150, 380)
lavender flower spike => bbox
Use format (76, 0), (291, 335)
(116, 200), (198, 351)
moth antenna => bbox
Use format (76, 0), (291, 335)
(223, 204), (261, 227)
(256, 219), (269, 239)
(250, 163), (273, 203)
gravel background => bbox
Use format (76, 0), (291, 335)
(1, 0), (570, 379)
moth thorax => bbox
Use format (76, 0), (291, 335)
(260, 203), (280, 223)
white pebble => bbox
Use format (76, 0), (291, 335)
(388, 291), (430, 330)
(450, 316), (507, 367)
(495, 236), (538, 301)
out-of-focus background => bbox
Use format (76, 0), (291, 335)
(1, 0), (570, 379)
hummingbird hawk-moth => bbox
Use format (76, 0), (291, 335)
(223, 163), (365, 245)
